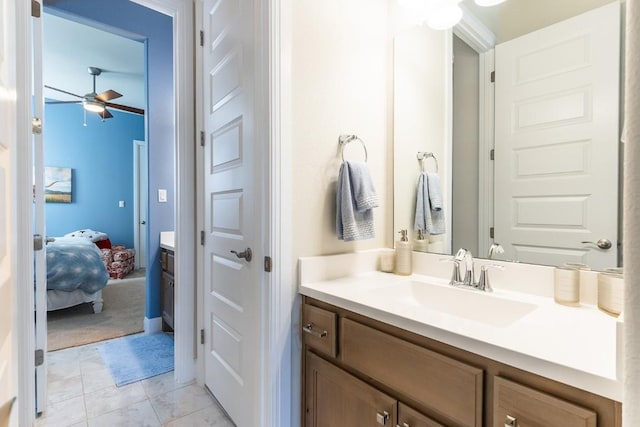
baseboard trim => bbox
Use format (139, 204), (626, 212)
(144, 316), (163, 334)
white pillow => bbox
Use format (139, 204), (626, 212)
(64, 229), (109, 242)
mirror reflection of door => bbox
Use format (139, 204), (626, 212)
(493, 2), (620, 270)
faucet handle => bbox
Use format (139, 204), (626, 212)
(440, 257), (462, 284)
(476, 264), (504, 292)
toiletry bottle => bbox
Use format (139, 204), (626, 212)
(414, 228), (428, 252)
(395, 229), (412, 275)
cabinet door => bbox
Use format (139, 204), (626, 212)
(306, 351), (396, 427)
(161, 271), (174, 330)
(493, 376), (597, 427)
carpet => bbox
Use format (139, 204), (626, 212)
(98, 332), (174, 386)
(47, 277), (145, 351)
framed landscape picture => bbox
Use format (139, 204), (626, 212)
(44, 167), (72, 203)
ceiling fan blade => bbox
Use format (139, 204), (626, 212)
(96, 89), (123, 102)
(98, 109), (114, 120)
(44, 85), (83, 99)
(45, 100), (82, 105)
(105, 102), (145, 115)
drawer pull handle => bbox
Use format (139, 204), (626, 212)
(302, 323), (327, 338)
(397, 423), (410, 427)
(376, 410), (389, 425)
(505, 415), (517, 427)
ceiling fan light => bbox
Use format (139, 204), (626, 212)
(474, 0), (506, 6)
(83, 99), (105, 113)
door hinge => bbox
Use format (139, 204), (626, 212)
(200, 329), (205, 344)
(490, 149), (495, 160)
(200, 230), (205, 246)
(32, 117), (42, 134)
(200, 131), (205, 147)
(200, 30), (204, 47)
(490, 70), (495, 83)
(31, 0), (41, 17)
(35, 349), (44, 367)
(264, 256), (272, 273)
(490, 227), (495, 239)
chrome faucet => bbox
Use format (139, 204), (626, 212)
(445, 248), (502, 292)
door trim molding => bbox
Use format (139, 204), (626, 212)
(133, 139), (147, 270)
(264, 0), (293, 425)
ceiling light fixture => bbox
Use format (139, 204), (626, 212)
(474, 0), (507, 6)
(397, 0), (464, 30)
(83, 99), (105, 113)
(427, 1), (463, 30)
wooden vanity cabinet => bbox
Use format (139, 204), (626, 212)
(161, 248), (175, 331)
(302, 297), (622, 427)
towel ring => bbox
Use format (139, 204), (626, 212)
(417, 151), (438, 173)
(339, 134), (368, 162)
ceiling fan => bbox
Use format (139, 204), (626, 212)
(45, 66), (144, 120)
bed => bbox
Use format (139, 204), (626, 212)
(46, 232), (110, 313)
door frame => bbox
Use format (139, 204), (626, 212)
(15, 0), (37, 425)
(15, 0), (293, 425)
(133, 139), (148, 270)
(453, 10), (496, 255)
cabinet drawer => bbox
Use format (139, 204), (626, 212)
(398, 403), (444, 427)
(302, 304), (337, 358)
(340, 318), (483, 427)
(493, 376), (596, 427)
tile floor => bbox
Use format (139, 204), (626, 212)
(36, 336), (235, 427)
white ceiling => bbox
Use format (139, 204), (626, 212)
(42, 0), (617, 111)
(43, 12), (146, 110)
(461, 0), (617, 44)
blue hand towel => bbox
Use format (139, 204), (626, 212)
(427, 172), (445, 234)
(414, 172), (445, 235)
(336, 161), (379, 241)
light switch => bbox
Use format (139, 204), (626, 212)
(158, 189), (168, 203)
(118, 200), (125, 208)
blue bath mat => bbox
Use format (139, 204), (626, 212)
(98, 333), (174, 387)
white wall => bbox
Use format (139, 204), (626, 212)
(291, 0), (393, 264)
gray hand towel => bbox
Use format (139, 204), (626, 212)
(427, 172), (445, 234)
(336, 161), (379, 241)
(414, 172), (445, 235)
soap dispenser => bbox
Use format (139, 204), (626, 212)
(395, 229), (412, 276)
(414, 228), (428, 253)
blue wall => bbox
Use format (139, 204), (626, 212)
(44, 102), (144, 248)
(45, 0), (174, 321)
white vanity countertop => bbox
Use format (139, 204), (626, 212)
(299, 260), (622, 402)
(160, 231), (175, 251)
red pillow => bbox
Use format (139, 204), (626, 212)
(95, 238), (112, 249)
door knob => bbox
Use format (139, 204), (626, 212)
(230, 248), (252, 262)
(581, 238), (612, 250)
(140, 220), (146, 225)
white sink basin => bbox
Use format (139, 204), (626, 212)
(369, 280), (537, 327)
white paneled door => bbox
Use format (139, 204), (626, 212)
(494, 3), (620, 270)
(201, 0), (263, 425)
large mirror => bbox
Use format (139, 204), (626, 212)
(393, 0), (623, 271)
